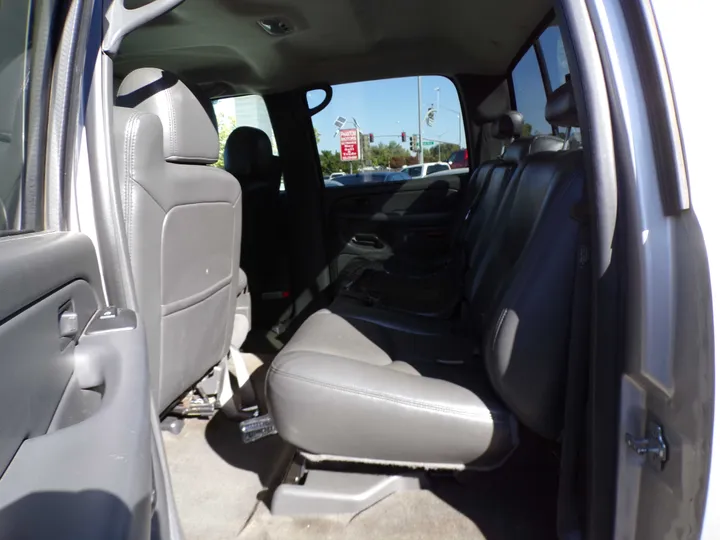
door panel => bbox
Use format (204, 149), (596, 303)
(0, 232), (155, 539)
(324, 172), (468, 277)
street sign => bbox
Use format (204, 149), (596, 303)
(340, 128), (360, 161)
(334, 116), (347, 129)
(422, 140), (435, 147)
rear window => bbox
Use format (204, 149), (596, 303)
(308, 75), (465, 186)
(510, 21), (570, 137)
(449, 151), (464, 163)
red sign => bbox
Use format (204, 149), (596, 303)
(340, 129), (360, 161)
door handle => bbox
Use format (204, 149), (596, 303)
(351, 234), (383, 248)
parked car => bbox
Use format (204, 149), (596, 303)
(402, 162), (451, 178)
(448, 149), (469, 169)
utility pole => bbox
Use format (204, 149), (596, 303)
(458, 114), (462, 148)
(417, 76), (424, 164)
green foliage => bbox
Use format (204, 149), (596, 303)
(314, 127), (321, 145)
(317, 139), (460, 174)
(319, 150), (351, 175)
(521, 123), (534, 137)
(421, 142), (460, 163)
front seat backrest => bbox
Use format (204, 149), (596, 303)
(115, 68), (242, 412)
(223, 126), (282, 308)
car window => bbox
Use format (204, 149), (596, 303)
(0, 0), (33, 231)
(308, 76), (465, 187)
(405, 166), (423, 178)
(211, 95), (284, 187)
(537, 24), (570, 91)
(427, 164), (449, 175)
(511, 46), (552, 136)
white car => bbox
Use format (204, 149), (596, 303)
(402, 162), (451, 179)
(329, 172), (346, 180)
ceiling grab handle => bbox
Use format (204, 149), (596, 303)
(103, 0), (185, 55)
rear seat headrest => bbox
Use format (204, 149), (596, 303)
(117, 68), (219, 165)
(545, 81), (579, 128)
(224, 126), (282, 188)
(503, 134), (565, 164)
(491, 111), (523, 139)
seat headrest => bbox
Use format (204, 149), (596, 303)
(491, 111), (523, 139)
(502, 134), (565, 164)
(224, 126), (281, 188)
(116, 68), (219, 164)
(545, 81), (578, 128)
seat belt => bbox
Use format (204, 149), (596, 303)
(557, 200), (592, 540)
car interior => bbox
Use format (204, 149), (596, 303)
(3, 0), (665, 537)
(110, 0), (595, 538)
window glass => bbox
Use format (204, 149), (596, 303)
(511, 47), (552, 136)
(212, 94), (283, 188)
(309, 76), (465, 186)
(212, 95), (278, 166)
(427, 164), (449, 175)
(538, 24), (570, 90)
(0, 0), (32, 231)
(405, 165), (423, 178)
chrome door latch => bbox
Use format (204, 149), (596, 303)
(626, 421), (668, 471)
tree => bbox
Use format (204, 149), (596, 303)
(521, 123), (534, 137)
(314, 127), (321, 145)
(319, 150), (351, 175)
(212, 112), (237, 169)
(423, 142), (460, 162)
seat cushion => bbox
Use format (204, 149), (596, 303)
(266, 310), (517, 469)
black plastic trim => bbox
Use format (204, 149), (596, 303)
(22, 0), (62, 231)
(305, 83), (333, 117)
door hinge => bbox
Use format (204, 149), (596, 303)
(625, 421), (668, 471)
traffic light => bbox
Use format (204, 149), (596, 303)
(409, 135), (417, 152)
(369, 133), (374, 143)
(401, 131), (407, 143)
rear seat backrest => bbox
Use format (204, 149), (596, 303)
(462, 133), (564, 269)
(479, 81), (584, 439)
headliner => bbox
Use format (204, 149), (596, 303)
(116, 0), (553, 97)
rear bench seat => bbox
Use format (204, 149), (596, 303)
(266, 81), (584, 470)
(338, 111), (564, 318)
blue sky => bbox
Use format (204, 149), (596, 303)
(309, 25), (568, 152)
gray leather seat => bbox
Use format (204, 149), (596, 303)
(223, 126), (285, 322)
(339, 112), (564, 318)
(114, 68), (242, 412)
(266, 81), (583, 469)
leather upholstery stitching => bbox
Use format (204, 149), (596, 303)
(269, 365), (488, 420)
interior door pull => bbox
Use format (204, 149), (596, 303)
(59, 310), (79, 338)
(351, 234), (382, 248)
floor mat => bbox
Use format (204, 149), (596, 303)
(238, 429), (558, 540)
(239, 490), (487, 540)
(163, 415), (293, 540)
